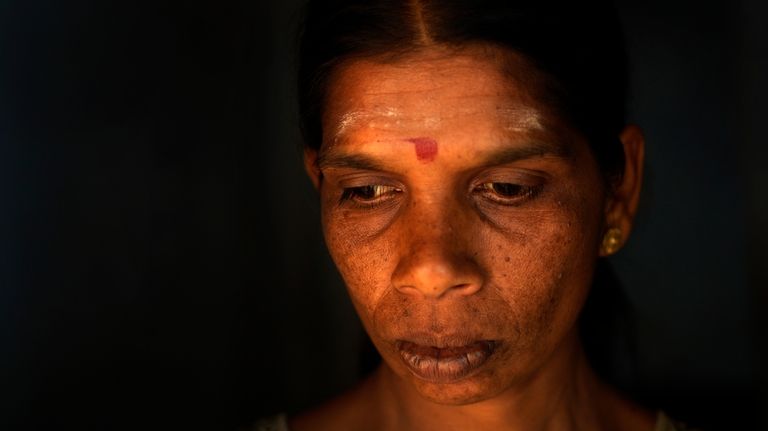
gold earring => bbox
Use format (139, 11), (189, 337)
(601, 227), (623, 255)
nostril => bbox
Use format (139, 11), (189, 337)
(394, 281), (482, 299)
(395, 284), (420, 296)
(451, 282), (482, 296)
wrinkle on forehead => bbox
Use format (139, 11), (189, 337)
(330, 105), (544, 145)
(323, 45), (550, 147)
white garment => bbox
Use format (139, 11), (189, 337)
(252, 413), (290, 431)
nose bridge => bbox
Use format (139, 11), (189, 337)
(392, 196), (484, 299)
(412, 199), (455, 246)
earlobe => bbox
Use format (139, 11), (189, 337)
(304, 148), (322, 189)
(601, 124), (645, 256)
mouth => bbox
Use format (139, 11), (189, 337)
(396, 339), (498, 383)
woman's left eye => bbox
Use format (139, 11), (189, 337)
(475, 182), (539, 204)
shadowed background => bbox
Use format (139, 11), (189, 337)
(2, 1), (766, 430)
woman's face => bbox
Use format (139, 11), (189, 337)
(309, 46), (613, 405)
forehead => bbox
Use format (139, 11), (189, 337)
(322, 46), (554, 147)
(330, 46), (522, 98)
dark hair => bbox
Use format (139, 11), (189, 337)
(297, 0), (629, 183)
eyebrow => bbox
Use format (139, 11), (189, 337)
(316, 140), (571, 171)
(317, 151), (387, 171)
(479, 140), (572, 167)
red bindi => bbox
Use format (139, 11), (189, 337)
(406, 137), (438, 162)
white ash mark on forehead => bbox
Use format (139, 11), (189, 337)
(496, 107), (544, 132)
(330, 105), (544, 144)
(333, 108), (403, 142)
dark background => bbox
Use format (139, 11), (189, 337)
(2, 1), (766, 430)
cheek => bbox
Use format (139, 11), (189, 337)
(320, 201), (396, 319)
(480, 193), (603, 343)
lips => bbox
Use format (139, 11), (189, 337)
(396, 339), (497, 383)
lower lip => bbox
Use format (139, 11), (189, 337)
(396, 340), (497, 383)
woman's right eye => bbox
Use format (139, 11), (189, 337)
(339, 185), (402, 208)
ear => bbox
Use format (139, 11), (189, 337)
(601, 124), (645, 256)
(304, 147), (322, 189)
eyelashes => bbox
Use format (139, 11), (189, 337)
(338, 182), (542, 209)
(474, 182), (542, 205)
(339, 185), (402, 208)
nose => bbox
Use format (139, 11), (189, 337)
(391, 210), (484, 299)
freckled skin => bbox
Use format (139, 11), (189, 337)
(299, 45), (650, 431)
(319, 45), (604, 402)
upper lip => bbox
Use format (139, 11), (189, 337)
(394, 332), (496, 349)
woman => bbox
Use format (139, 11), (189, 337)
(258, 0), (689, 430)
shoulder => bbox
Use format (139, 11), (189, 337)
(251, 413), (290, 431)
(654, 411), (699, 431)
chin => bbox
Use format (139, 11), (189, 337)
(407, 369), (507, 405)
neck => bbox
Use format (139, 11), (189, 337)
(373, 332), (616, 431)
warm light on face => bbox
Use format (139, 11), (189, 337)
(316, 45), (609, 405)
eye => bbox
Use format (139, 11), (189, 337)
(340, 184), (402, 208)
(475, 182), (540, 205)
